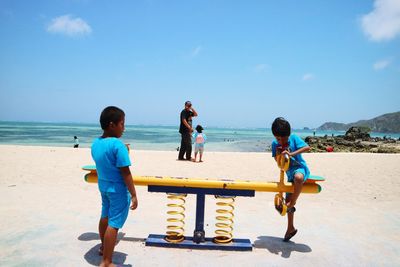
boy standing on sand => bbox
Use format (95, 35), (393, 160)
(91, 106), (138, 267)
(271, 117), (310, 242)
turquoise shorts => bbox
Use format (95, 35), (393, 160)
(286, 167), (309, 183)
(100, 191), (131, 229)
(194, 145), (204, 154)
(286, 167), (310, 199)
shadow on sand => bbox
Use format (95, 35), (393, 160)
(78, 232), (146, 266)
(254, 236), (312, 258)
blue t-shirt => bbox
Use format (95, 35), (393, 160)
(271, 134), (309, 176)
(192, 132), (207, 147)
(91, 137), (131, 193)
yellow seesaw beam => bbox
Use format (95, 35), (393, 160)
(84, 171), (322, 194)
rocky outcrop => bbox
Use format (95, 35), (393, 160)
(305, 127), (400, 153)
(344, 126), (371, 141)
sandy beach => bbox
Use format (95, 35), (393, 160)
(0, 145), (399, 267)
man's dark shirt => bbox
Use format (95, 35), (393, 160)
(179, 109), (193, 134)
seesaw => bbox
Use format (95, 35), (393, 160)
(82, 156), (324, 251)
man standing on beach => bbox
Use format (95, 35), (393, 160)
(178, 101), (198, 160)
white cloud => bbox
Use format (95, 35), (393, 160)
(302, 73), (315, 81)
(47, 15), (92, 37)
(191, 45), (202, 58)
(361, 0), (400, 42)
(373, 59), (391, 70)
(254, 64), (269, 73)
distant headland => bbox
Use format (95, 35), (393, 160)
(317, 111), (400, 133)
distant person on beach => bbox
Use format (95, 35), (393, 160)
(271, 117), (311, 242)
(178, 101), (198, 160)
(192, 125), (207, 163)
(73, 136), (79, 148)
(91, 106), (138, 267)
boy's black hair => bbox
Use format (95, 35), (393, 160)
(100, 106), (125, 130)
(271, 117), (291, 137)
(195, 125), (203, 133)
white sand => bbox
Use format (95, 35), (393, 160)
(0, 145), (399, 266)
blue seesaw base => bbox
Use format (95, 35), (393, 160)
(146, 234), (252, 251)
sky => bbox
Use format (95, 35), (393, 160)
(0, 0), (399, 129)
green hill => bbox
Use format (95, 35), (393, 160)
(317, 111), (400, 133)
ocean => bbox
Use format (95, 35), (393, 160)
(0, 121), (399, 152)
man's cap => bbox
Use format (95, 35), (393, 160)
(185, 101), (192, 106)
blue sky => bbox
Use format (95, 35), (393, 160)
(0, 0), (399, 128)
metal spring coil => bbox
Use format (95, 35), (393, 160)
(165, 193), (187, 243)
(213, 195), (235, 244)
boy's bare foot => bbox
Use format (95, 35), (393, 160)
(199, 160), (203, 162)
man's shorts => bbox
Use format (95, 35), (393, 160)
(195, 145), (204, 154)
(100, 191), (131, 229)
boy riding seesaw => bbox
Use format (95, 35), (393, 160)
(271, 117), (312, 242)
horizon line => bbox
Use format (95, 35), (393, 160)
(0, 120), (325, 131)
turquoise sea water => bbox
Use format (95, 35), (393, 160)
(0, 121), (399, 152)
